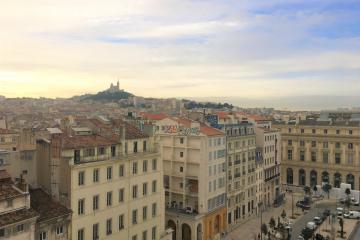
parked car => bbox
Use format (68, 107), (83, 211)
(296, 200), (311, 210)
(337, 207), (344, 216)
(343, 211), (360, 219)
(313, 216), (323, 225)
(351, 197), (360, 206)
(322, 209), (331, 220)
(306, 221), (316, 230)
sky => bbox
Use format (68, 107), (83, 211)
(0, 0), (360, 99)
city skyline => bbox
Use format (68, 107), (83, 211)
(1, 0), (360, 100)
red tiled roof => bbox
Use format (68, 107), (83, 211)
(124, 122), (148, 140)
(0, 208), (38, 227)
(247, 114), (268, 122)
(62, 135), (117, 149)
(30, 188), (71, 222)
(216, 111), (230, 119)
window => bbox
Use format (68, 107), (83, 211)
(349, 129), (353, 135)
(180, 138), (184, 144)
(348, 143), (353, 149)
(288, 140), (292, 146)
(209, 181), (212, 192)
(311, 151), (316, 162)
(311, 141), (316, 148)
(106, 218), (112, 235)
(335, 153), (341, 164)
(93, 223), (99, 240)
(107, 167), (112, 180)
(40, 232), (47, 240)
(152, 227), (156, 240)
(323, 152), (328, 163)
(119, 214), (124, 230)
(143, 183), (148, 196)
(107, 191), (112, 206)
(133, 141), (138, 153)
(84, 148), (95, 157)
(180, 166), (183, 172)
(152, 159), (157, 170)
(288, 128), (292, 133)
(152, 203), (157, 217)
(312, 129), (316, 134)
(336, 129), (340, 134)
(56, 226), (64, 236)
(301, 129), (304, 134)
(142, 231), (147, 240)
(132, 209), (138, 224)
(143, 141), (147, 151)
(180, 152), (184, 157)
(143, 206), (148, 220)
(119, 188), (124, 202)
(300, 151), (305, 161)
(323, 142), (328, 148)
(300, 140), (305, 147)
(143, 160), (148, 172)
(0, 229), (4, 237)
(133, 235), (138, 240)
(98, 147), (105, 155)
(133, 185), (138, 198)
(111, 145), (116, 157)
(93, 195), (99, 210)
(78, 229), (84, 240)
(78, 199), (85, 215)
(93, 169), (99, 182)
(287, 149), (292, 160)
(78, 171), (85, 186)
(348, 153), (354, 164)
(133, 162), (138, 174)
(119, 165), (124, 177)
(152, 180), (157, 193)
(335, 142), (341, 148)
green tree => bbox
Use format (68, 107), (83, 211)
(281, 209), (286, 219)
(303, 186), (311, 195)
(322, 183), (332, 199)
(261, 223), (268, 236)
(345, 188), (351, 211)
(269, 217), (276, 229)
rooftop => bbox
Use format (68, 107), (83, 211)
(0, 208), (38, 227)
(62, 135), (117, 149)
(30, 188), (71, 222)
(0, 184), (23, 201)
(173, 117), (224, 136)
(0, 129), (17, 134)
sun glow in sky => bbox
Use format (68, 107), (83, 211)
(1, 0), (360, 98)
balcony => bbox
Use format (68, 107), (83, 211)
(265, 173), (280, 182)
(234, 160), (241, 165)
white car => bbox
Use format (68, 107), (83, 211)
(351, 197), (360, 206)
(306, 221), (316, 230)
(185, 207), (194, 214)
(337, 207), (344, 216)
(344, 211), (360, 219)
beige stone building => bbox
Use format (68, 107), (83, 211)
(156, 117), (227, 240)
(36, 117), (167, 240)
(0, 170), (38, 240)
(274, 120), (360, 190)
(254, 122), (281, 207)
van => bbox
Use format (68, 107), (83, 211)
(344, 211), (360, 219)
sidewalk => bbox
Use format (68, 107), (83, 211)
(225, 193), (302, 240)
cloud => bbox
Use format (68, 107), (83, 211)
(0, 0), (359, 100)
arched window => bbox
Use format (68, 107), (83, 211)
(334, 173), (342, 188)
(346, 174), (355, 190)
(299, 169), (306, 186)
(310, 170), (317, 187)
(286, 168), (293, 185)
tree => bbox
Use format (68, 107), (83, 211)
(303, 186), (311, 196)
(322, 183), (332, 199)
(345, 188), (351, 210)
(313, 185), (318, 193)
(269, 217), (276, 230)
(281, 209), (287, 219)
(261, 223), (268, 236)
(339, 218), (344, 238)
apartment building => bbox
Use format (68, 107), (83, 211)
(222, 123), (257, 228)
(254, 122), (281, 207)
(0, 170), (38, 240)
(274, 120), (360, 190)
(36, 117), (167, 240)
(156, 117), (227, 240)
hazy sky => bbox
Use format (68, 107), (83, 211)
(1, 0), (359, 98)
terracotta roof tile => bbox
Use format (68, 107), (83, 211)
(0, 208), (38, 227)
(140, 112), (168, 121)
(62, 135), (117, 149)
(30, 189), (71, 222)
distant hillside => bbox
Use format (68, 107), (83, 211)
(74, 90), (134, 102)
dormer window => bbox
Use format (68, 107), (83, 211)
(133, 142), (138, 153)
(98, 147), (105, 155)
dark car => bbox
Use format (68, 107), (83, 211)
(322, 209), (331, 220)
(296, 200), (311, 210)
